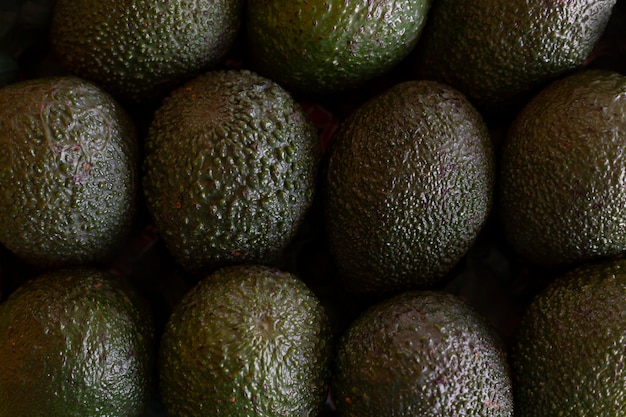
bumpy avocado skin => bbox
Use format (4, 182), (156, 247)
(0, 267), (155, 417)
(414, 0), (616, 111)
(51, 0), (243, 104)
(142, 69), (320, 277)
(499, 69), (626, 269)
(323, 80), (494, 296)
(159, 264), (333, 417)
(333, 290), (513, 417)
(245, 0), (431, 97)
(512, 257), (626, 417)
(0, 76), (138, 269)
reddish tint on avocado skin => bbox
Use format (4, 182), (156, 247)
(0, 76), (138, 269)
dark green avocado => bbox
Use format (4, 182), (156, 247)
(499, 69), (626, 269)
(414, 0), (617, 112)
(511, 257), (626, 417)
(0, 75), (138, 269)
(142, 69), (320, 277)
(245, 0), (431, 97)
(51, 0), (243, 104)
(333, 290), (513, 417)
(323, 79), (494, 296)
(0, 266), (155, 417)
(159, 264), (333, 417)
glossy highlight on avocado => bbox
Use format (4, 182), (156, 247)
(245, 0), (431, 97)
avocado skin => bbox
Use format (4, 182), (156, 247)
(245, 0), (431, 97)
(142, 69), (320, 277)
(414, 0), (616, 112)
(323, 80), (494, 296)
(159, 264), (333, 417)
(51, 0), (243, 104)
(0, 267), (155, 417)
(511, 257), (626, 417)
(333, 290), (513, 417)
(0, 76), (137, 269)
(499, 69), (626, 269)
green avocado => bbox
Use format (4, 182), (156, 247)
(511, 257), (626, 417)
(499, 69), (626, 269)
(414, 0), (617, 112)
(50, 0), (243, 104)
(323, 79), (494, 296)
(0, 76), (138, 269)
(0, 267), (155, 417)
(245, 0), (431, 97)
(159, 264), (333, 417)
(333, 290), (513, 417)
(142, 69), (320, 277)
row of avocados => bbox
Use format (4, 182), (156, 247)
(1, 0), (626, 417)
(3, 250), (626, 416)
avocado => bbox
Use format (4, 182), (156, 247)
(0, 266), (155, 417)
(50, 0), (243, 104)
(323, 79), (494, 297)
(158, 264), (333, 417)
(499, 69), (626, 269)
(142, 69), (320, 277)
(0, 75), (138, 269)
(413, 0), (617, 112)
(511, 257), (626, 416)
(332, 290), (513, 417)
(244, 0), (431, 97)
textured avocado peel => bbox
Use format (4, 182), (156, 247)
(323, 79), (495, 296)
(159, 264), (333, 417)
(333, 290), (514, 417)
(414, 0), (617, 112)
(512, 257), (626, 417)
(51, 0), (244, 104)
(0, 267), (155, 417)
(245, 0), (432, 97)
(0, 75), (138, 269)
(143, 69), (321, 277)
(499, 69), (626, 269)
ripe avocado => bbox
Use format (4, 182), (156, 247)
(158, 264), (333, 417)
(511, 257), (626, 416)
(333, 290), (513, 417)
(50, 0), (243, 104)
(0, 76), (138, 269)
(499, 69), (626, 269)
(245, 0), (431, 97)
(142, 69), (320, 277)
(323, 79), (494, 296)
(414, 0), (617, 112)
(0, 267), (155, 417)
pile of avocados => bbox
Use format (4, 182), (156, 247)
(2, 0), (626, 416)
